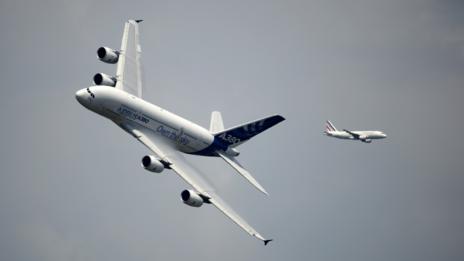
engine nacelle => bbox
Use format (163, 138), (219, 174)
(141, 155), (165, 173)
(97, 46), (119, 64)
(93, 73), (116, 87)
(180, 189), (204, 207)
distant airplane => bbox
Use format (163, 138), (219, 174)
(75, 20), (284, 245)
(324, 120), (386, 143)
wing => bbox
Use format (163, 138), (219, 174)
(343, 129), (360, 139)
(342, 129), (372, 143)
(119, 123), (272, 245)
(115, 20), (143, 97)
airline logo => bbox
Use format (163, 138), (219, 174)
(325, 122), (335, 133)
(242, 120), (265, 133)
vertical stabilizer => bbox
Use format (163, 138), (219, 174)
(210, 111), (225, 133)
(326, 120), (338, 132)
(213, 115), (285, 147)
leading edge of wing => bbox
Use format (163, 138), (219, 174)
(123, 124), (272, 245)
(343, 129), (360, 139)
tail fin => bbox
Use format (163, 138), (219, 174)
(210, 111), (225, 132)
(325, 120), (337, 132)
(214, 115), (285, 147)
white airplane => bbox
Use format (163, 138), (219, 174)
(75, 20), (284, 245)
(324, 120), (387, 143)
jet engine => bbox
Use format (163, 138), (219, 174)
(93, 73), (116, 87)
(97, 46), (119, 64)
(180, 189), (204, 207)
(141, 155), (165, 173)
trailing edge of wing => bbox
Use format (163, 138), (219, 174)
(209, 195), (272, 245)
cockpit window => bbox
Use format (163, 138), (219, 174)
(86, 88), (95, 98)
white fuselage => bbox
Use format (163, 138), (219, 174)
(76, 86), (215, 154)
(325, 130), (387, 140)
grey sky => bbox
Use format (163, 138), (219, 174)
(1, 0), (464, 260)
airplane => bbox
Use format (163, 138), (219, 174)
(324, 120), (387, 143)
(75, 20), (284, 245)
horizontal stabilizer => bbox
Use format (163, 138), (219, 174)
(217, 151), (268, 195)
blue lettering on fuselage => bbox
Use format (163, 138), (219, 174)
(117, 106), (150, 124)
(156, 126), (190, 146)
(116, 105), (190, 146)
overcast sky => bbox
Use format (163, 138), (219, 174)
(1, 0), (464, 260)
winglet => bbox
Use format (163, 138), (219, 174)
(254, 233), (273, 245)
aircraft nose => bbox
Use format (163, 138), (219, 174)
(75, 89), (86, 105)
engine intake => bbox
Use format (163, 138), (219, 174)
(180, 190), (204, 207)
(93, 73), (116, 87)
(141, 155), (165, 173)
(97, 47), (119, 64)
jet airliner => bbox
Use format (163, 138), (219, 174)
(324, 120), (387, 143)
(75, 20), (284, 245)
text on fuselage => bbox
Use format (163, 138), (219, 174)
(156, 125), (190, 146)
(117, 105), (150, 124)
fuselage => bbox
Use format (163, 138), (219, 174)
(76, 86), (222, 155)
(325, 130), (387, 140)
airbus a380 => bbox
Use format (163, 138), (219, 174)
(324, 120), (387, 143)
(75, 20), (284, 245)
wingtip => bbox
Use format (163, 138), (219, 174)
(128, 19), (144, 24)
(257, 186), (269, 196)
(252, 178), (268, 196)
(254, 234), (273, 245)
